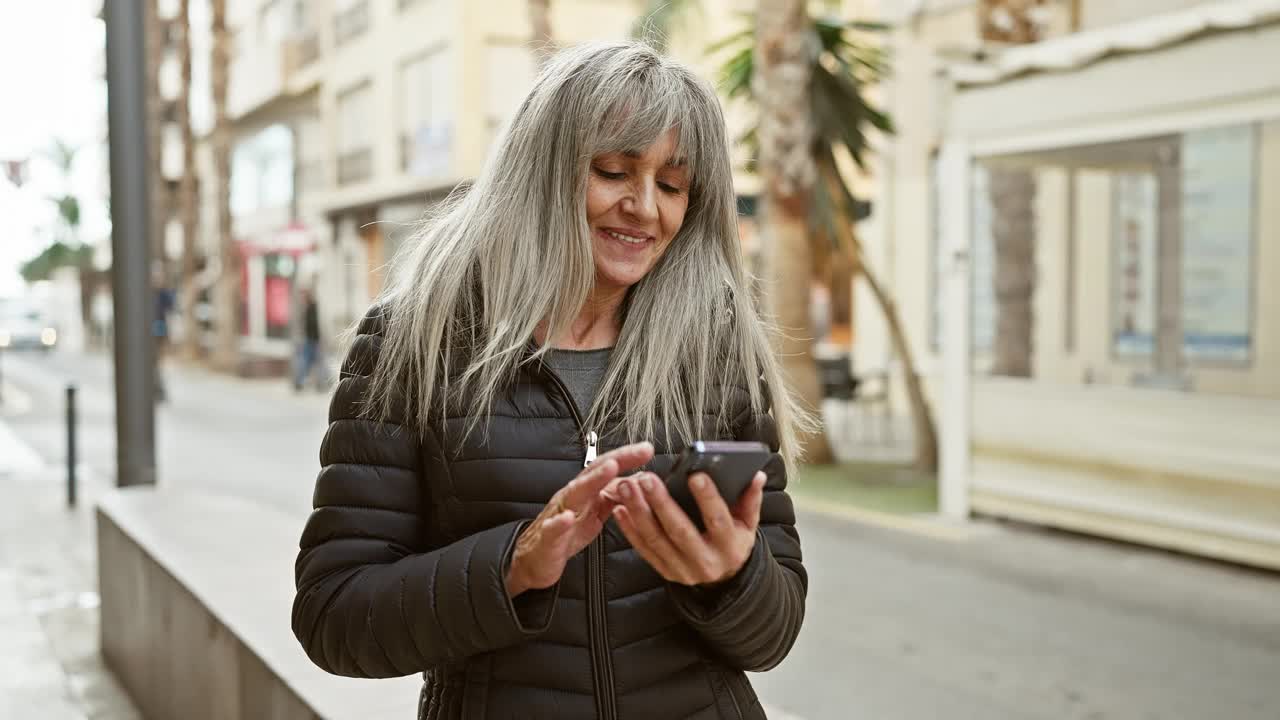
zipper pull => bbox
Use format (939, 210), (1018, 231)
(584, 430), (598, 467)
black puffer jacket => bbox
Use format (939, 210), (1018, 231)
(293, 307), (807, 719)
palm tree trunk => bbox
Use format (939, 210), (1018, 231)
(755, 0), (832, 463)
(980, 1), (1044, 378)
(177, 0), (201, 361)
(989, 167), (1036, 376)
(211, 0), (238, 372)
(528, 0), (554, 70)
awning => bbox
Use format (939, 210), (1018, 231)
(942, 0), (1280, 157)
(948, 0), (1280, 87)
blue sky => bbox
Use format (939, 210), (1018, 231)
(0, 1), (108, 298)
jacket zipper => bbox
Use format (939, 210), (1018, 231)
(542, 368), (617, 720)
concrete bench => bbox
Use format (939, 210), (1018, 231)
(97, 488), (420, 720)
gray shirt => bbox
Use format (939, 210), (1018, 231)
(543, 347), (614, 417)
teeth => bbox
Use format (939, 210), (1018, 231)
(605, 230), (647, 244)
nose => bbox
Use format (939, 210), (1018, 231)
(620, 178), (659, 225)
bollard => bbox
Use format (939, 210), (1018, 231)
(67, 384), (77, 508)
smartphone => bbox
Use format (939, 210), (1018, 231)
(664, 441), (771, 528)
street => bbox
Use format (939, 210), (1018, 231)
(3, 348), (1279, 720)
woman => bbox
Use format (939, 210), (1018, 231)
(293, 41), (808, 720)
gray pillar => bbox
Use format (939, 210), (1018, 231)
(105, 0), (156, 487)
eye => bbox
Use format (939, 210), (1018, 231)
(657, 181), (684, 195)
(593, 166), (625, 180)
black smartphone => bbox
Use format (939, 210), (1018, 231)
(664, 441), (771, 528)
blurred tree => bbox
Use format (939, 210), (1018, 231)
(528, 0), (555, 69)
(979, 0), (1048, 378)
(752, 0), (833, 462)
(177, 0), (201, 360)
(36, 140), (102, 336)
(20, 243), (93, 284)
(211, 0), (238, 370)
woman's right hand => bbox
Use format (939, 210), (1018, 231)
(506, 442), (656, 597)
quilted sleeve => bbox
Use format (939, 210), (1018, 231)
(291, 306), (559, 678)
(666, 388), (808, 671)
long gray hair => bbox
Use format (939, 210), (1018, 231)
(366, 41), (808, 469)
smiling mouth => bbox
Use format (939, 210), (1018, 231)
(601, 229), (651, 245)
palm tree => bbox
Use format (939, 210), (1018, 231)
(211, 0), (237, 371)
(528, 0), (555, 69)
(751, 0), (833, 462)
(177, 0), (201, 360)
(639, 4), (938, 469)
(45, 140), (97, 345)
(979, 0), (1047, 377)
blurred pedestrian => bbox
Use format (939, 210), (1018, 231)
(292, 42), (809, 720)
(152, 270), (175, 403)
(292, 288), (325, 392)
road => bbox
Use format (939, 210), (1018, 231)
(3, 348), (1278, 720)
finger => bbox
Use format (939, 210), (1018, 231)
(612, 506), (680, 581)
(622, 475), (700, 581)
(593, 441), (656, 473)
(638, 473), (713, 574)
(597, 476), (629, 506)
(731, 472), (767, 532)
(688, 472), (735, 543)
(561, 458), (621, 508)
(541, 509), (576, 538)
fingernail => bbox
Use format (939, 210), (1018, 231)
(620, 480), (633, 500)
(640, 475), (654, 492)
(691, 474), (707, 491)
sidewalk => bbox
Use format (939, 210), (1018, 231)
(0, 414), (140, 719)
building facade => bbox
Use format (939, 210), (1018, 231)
(861, 0), (1280, 567)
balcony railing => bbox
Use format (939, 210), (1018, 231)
(334, 1), (370, 47)
(337, 148), (372, 185)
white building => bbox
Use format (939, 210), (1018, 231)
(862, 0), (1280, 568)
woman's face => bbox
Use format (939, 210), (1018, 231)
(586, 128), (690, 295)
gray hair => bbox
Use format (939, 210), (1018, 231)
(366, 41), (808, 469)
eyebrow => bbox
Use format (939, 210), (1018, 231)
(621, 149), (688, 168)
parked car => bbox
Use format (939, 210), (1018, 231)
(0, 305), (58, 351)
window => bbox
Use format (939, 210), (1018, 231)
(334, 0), (370, 46)
(932, 157), (996, 360)
(337, 82), (373, 184)
(400, 49), (453, 177)
(1111, 172), (1158, 357)
(1179, 124), (1255, 363)
(230, 124), (295, 215)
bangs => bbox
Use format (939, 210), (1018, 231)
(587, 68), (716, 191)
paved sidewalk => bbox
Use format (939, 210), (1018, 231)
(0, 413), (140, 720)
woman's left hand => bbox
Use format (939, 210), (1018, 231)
(607, 471), (765, 587)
